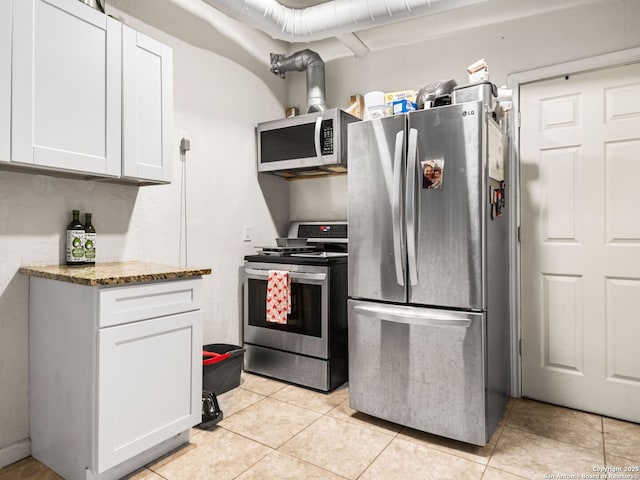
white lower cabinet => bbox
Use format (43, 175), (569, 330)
(28, 277), (203, 480)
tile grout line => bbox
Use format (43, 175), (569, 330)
(482, 466), (529, 480)
(144, 466), (170, 480)
(353, 425), (397, 480)
(227, 439), (273, 480)
(275, 450), (352, 480)
(273, 390), (397, 479)
(220, 390), (268, 420)
(481, 416), (514, 480)
(501, 423), (606, 454)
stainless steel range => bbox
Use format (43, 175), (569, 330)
(243, 221), (348, 392)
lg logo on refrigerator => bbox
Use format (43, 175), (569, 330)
(462, 110), (476, 117)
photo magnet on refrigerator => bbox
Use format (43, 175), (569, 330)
(421, 159), (445, 189)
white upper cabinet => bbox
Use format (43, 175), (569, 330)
(0, 0), (11, 163)
(122, 25), (173, 183)
(12, 0), (122, 176)
(7, 0), (174, 184)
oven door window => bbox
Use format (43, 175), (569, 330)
(247, 279), (322, 337)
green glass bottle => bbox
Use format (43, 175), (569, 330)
(84, 213), (96, 265)
(66, 210), (85, 265)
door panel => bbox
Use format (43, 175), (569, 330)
(521, 62), (640, 422)
(407, 104), (484, 309)
(97, 311), (202, 473)
(12, 0), (121, 175)
(348, 116), (406, 302)
(122, 25), (173, 182)
(348, 299), (486, 445)
(243, 265), (329, 358)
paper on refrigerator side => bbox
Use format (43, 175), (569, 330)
(467, 58), (489, 83)
(488, 120), (504, 181)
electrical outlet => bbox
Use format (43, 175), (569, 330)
(242, 225), (252, 242)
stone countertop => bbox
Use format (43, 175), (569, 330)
(19, 261), (212, 286)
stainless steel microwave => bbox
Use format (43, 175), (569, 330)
(256, 108), (360, 177)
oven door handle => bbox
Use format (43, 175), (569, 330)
(245, 268), (327, 282)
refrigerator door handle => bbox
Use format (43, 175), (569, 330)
(314, 116), (322, 160)
(392, 130), (405, 286)
(406, 128), (419, 286)
(353, 304), (472, 328)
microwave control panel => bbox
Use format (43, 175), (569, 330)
(321, 120), (334, 155)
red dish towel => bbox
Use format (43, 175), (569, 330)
(266, 270), (291, 324)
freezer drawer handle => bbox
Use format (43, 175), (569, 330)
(245, 268), (327, 282)
(392, 129), (405, 286)
(353, 304), (472, 328)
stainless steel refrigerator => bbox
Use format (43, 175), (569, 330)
(347, 99), (509, 446)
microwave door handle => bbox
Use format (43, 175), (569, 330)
(392, 130), (405, 286)
(314, 116), (322, 160)
(406, 128), (419, 286)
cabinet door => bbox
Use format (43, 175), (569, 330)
(122, 25), (173, 183)
(11, 0), (121, 176)
(0, 0), (11, 162)
(97, 310), (202, 474)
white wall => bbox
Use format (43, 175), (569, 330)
(0, 6), (288, 465)
(289, 175), (348, 221)
(288, 0), (640, 216)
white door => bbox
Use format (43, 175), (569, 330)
(97, 310), (202, 473)
(122, 25), (173, 183)
(0, 0), (10, 163)
(520, 62), (640, 422)
(11, 0), (121, 176)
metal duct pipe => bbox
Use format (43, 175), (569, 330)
(271, 49), (326, 113)
(202, 0), (486, 43)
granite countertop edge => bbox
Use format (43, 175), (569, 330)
(19, 261), (212, 287)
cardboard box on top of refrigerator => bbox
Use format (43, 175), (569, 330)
(392, 99), (417, 115)
(391, 100), (418, 115)
(385, 90), (417, 115)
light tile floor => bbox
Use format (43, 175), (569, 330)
(2, 372), (640, 480)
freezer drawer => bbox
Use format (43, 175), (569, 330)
(348, 299), (487, 445)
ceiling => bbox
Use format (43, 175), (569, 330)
(106, 0), (613, 96)
(196, 0), (609, 61)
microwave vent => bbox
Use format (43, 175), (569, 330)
(270, 49), (326, 114)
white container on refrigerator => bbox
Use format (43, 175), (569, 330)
(347, 101), (509, 446)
